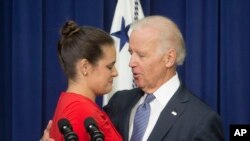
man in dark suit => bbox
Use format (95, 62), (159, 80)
(41, 15), (224, 141)
(104, 15), (224, 141)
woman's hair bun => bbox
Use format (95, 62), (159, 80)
(61, 20), (79, 37)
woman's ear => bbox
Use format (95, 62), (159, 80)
(79, 59), (89, 76)
(164, 48), (176, 67)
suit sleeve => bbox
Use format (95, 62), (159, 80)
(192, 111), (225, 141)
(103, 92), (119, 125)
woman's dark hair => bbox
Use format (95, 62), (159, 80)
(57, 20), (114, 79)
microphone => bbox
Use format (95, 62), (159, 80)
(58, 118), (78, 141)
(84, 117), (104, 141)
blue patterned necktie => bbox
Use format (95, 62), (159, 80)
(130, 94), (155, 141)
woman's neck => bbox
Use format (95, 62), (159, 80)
(66, 80), (96, 101)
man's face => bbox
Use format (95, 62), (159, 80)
(128, 28), (168, 93)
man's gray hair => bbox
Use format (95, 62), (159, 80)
(131, 15), (186, 65)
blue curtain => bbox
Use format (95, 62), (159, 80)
(1, 0), (250, 141)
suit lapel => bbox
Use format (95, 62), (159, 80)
(147, 85), (189, 141)
(122, 89), (144, 141)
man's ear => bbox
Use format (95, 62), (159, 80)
(164, 48), (176, 67)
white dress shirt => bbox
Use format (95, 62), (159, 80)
(128, 73), (180, 141)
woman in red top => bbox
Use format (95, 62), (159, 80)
(49, 20), (122, 141)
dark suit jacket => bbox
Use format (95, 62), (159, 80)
(104, 84), (224, 141)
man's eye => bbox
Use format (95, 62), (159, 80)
(138, 54), (145, 58)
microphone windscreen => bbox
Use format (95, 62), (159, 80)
(58, 118), (72, 134)
(84, 117), (97, 129)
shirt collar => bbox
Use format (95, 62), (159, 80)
(153, 72), (180, 106)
